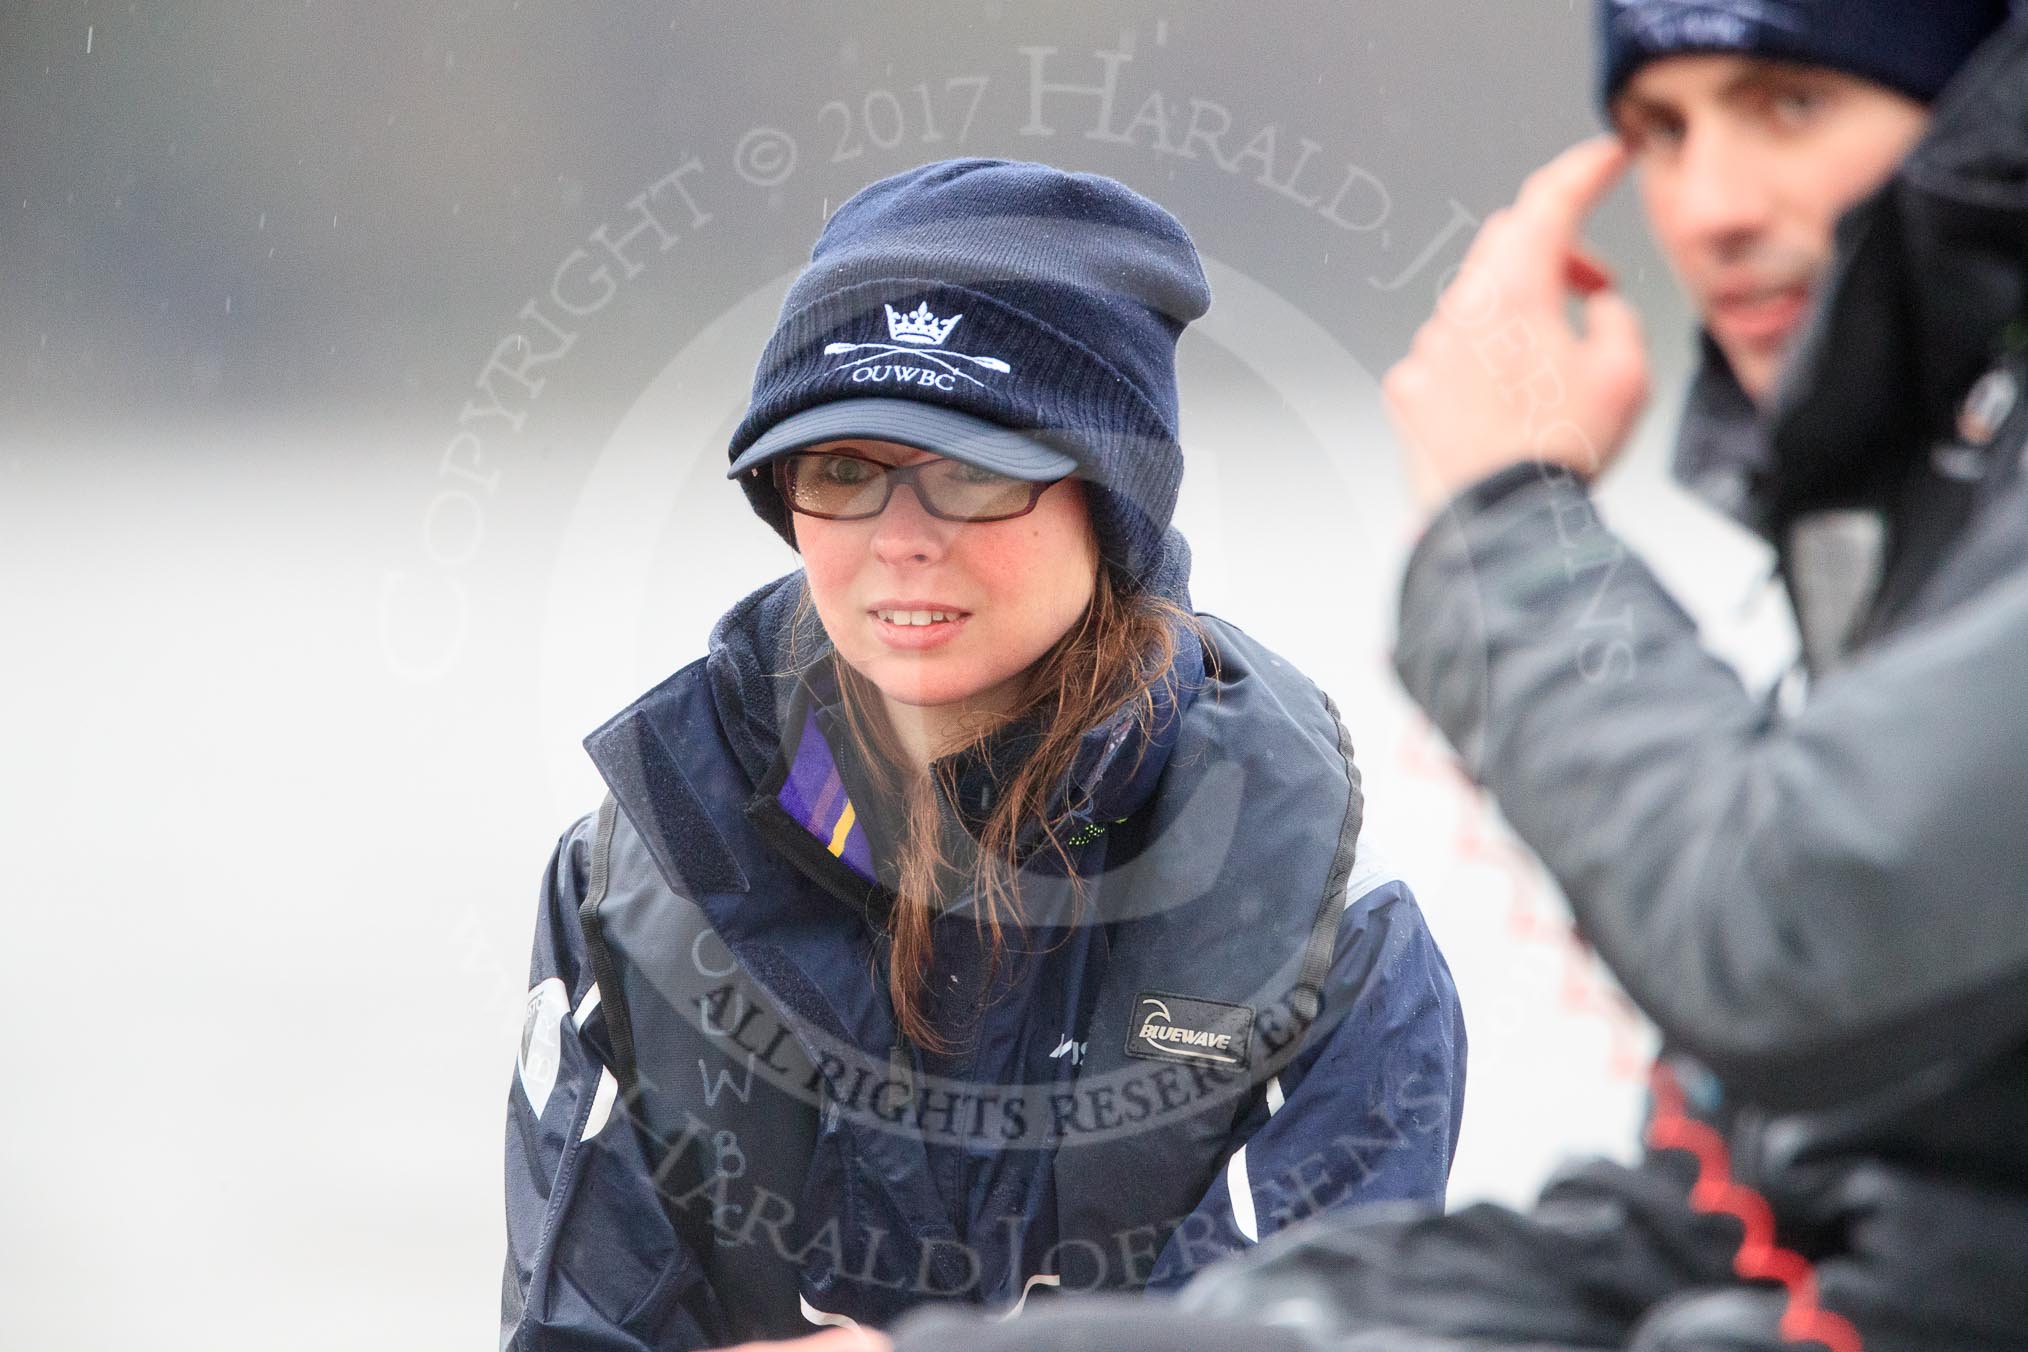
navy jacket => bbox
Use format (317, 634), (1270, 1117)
(502, 573), (1465, 1347)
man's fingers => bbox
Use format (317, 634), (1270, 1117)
(1459, 143), (1625, 311)
(1581, 288), (1651, 410)
(1515, 136), (1631, 244)
(1565, 246), (1615, 296)
(1582, 289), (1644, 358)
(1385, 140), (1648, 503)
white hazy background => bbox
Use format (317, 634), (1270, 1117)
(3, 4), (1797, 1349)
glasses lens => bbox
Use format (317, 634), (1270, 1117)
(782, 453), (889, 517)
(916, 460), (1036, 521)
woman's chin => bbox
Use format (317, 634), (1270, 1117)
(857, 662), (1019, 720)
(870, 679), (986, 712)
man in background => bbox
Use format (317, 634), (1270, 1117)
(893, 2), (2028, 1348)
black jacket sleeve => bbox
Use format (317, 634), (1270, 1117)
(1394, 465), (2028, 1109)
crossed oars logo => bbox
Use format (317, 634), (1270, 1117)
(820, 301), (1013, 387)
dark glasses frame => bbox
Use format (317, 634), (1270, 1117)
(772, 449), (1058, 523)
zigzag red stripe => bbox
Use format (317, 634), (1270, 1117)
(1645, 1064), (1864, 1352)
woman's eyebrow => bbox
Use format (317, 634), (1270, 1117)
(863, 446), (940, 467)
(818, 443), (908, 464)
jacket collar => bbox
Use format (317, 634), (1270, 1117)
(703, 571), (826, 789)
(1671, 332), (1775, 539)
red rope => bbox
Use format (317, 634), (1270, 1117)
(1645, 1063), (1863, 1352)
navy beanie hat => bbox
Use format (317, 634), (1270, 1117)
(1599, 0), (2014, 108)
(726, 158), (1212, 590)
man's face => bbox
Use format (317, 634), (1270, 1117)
(1611, 54), (1930, 405)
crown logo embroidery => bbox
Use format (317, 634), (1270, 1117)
(821, 296), (1012, 390)
(885, 301), (962, 347)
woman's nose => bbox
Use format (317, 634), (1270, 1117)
(869, 480), (955, 565)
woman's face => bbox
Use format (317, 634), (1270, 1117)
(792, 438), (1099, 724)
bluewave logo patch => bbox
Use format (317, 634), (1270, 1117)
(1125, 992), (1253, 1070)
(820, 299), (1013, 391)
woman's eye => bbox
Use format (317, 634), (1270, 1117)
(817, 456), (877, 484)
(944, 462), (1006, 486)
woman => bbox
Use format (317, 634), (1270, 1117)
(502, 158), (1465, 1350)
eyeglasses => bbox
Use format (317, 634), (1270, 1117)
(773, 450), (1058, 523)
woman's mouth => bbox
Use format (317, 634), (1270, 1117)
(869, 605), (970, 650)
(873, 608), (964, 626)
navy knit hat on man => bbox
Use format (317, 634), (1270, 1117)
(726, 158), (1212, 590)
(1599, 0), (2015, 109)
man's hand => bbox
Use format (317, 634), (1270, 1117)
(718, 1328), (892, 1352)
(1384, 136), (1651, 509)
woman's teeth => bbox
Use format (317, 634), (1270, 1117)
(875, 609), (959, 626)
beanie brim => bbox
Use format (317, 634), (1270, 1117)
(727, 397), (1078, 481)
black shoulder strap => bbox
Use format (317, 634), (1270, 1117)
(577, 791), (825, 1340)
(575, 794), (637, 1086)
(1295, 691), (1363, 1020)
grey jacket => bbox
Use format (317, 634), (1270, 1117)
(1395, 19), (2028, 1134)
(1374, 16), (2028, 1311)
